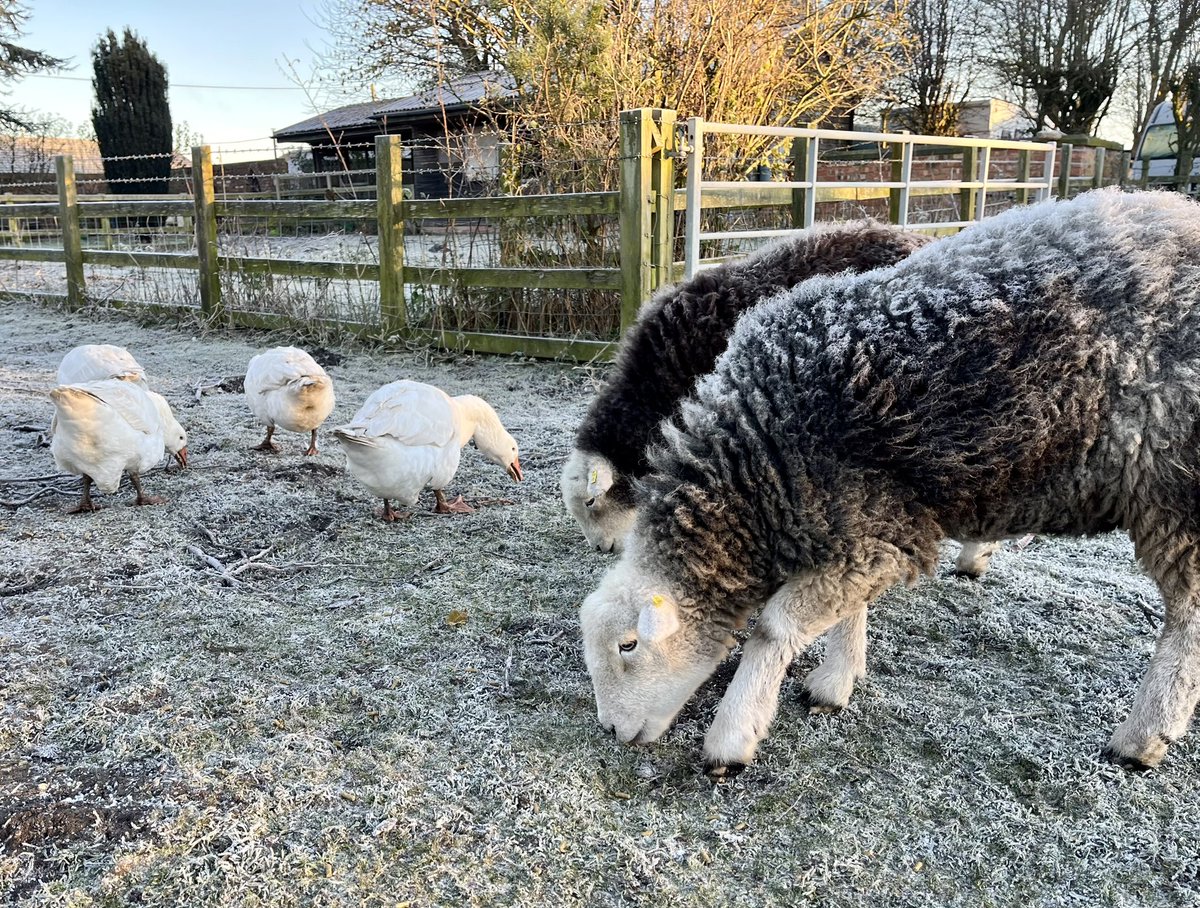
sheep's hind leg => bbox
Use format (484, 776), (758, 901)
(801, 607), (867, 714)
(954, 540), (1001, 578)
(1104, 543), (1200, 770)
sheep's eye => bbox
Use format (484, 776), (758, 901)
(618, 640), (637, 653)
(584, 497), (596, 508)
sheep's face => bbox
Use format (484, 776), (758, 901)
(561, 449), (637, 554)
(580, 559), (728, 745)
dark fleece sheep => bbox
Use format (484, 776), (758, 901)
(580, 188), (1200, 775)
(561, 220), (930, 553)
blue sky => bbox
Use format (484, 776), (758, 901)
(5, 0), (363, 161)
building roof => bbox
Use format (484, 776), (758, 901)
(0, 136), (102, 172)
(272, 72), (517, 143)
(272, 99), (401, 141)
(371, 71), (516, 119)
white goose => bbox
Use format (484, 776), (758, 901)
(333, 379), (523, 521)
(49, 380), (188, 512)
(50, 345), (148, 440)
(57, 344), (147, 386)
(244, 346), (336, 455)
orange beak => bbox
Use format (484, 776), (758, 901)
(174, 446), (188, 469)
(507, 457), (523, 482)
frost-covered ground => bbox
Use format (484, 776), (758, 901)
(1, 299), (1199, 907)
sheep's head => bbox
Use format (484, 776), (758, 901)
(580, 557), (730, 745)
(561, 449), (637, 553)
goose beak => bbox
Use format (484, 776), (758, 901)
(174, 447), (188, 469)
(507, 457), (523, 482)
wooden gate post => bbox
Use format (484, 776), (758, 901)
(56, 154), (85, 309)
(959, 146), (979, 223)
(376, 134), (407, 338)
(192, 146), (222, 317)
(649, 108), (677, 291)
(790, 129), (817, 230)
(1057, 143), (1074, 198)
(619, 108), (655, 335)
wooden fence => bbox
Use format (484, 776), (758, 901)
(0, 109), (1131, 361)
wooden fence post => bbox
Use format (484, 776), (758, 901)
(1057, 143), (1074, 198)
(1092, 146), (1107, 190)
(1015, 149), (1032, 205)
(376, 134), (407, 337)
(649, 108), (677, 291)
(888, 141), (905, 225)
(959, 147), (979, 224)
(790, 131), (812, 229)
(56, 154), (85, 308)
(619, 108), (654, 335)
(192, 146), (221, 317)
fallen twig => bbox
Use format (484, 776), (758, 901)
(1, 483), (79, 508)
(186, 544), (241, 587)
(226, 547), (273, 577)
(1, 487), (57, 508)
(0, 472), (74, 484)
(1136, 598), (1163, 629)
(192, 522), (227, 549)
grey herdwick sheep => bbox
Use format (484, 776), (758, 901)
(580, 188), (1200, 776)
(561, 221), (998, 578)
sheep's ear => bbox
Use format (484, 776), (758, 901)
(587, 461), (614, 499)
(637, 593), (680, 643)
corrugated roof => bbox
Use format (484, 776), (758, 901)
(272, 99), (402, 140)
(371, 72), (516, 119)
(272, 73), (517, 142)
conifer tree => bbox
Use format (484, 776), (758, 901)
(91, 28), (172, 193)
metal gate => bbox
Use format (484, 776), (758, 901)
(682, 119), (1059, 280)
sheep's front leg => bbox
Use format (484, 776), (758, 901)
(1105, 586), (1200, 770)
(801, 607), (868, 713)
(704, 576), (844, 777)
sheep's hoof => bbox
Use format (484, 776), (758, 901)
(948, 567), (985, 580)
(1104, 727), (1170, 771)
(799, 687), (845, 716)
(1101, 746), (1156, 772)
(704, 760), (746, 782)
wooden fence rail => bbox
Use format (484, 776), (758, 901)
(0, 109), (1132, 361)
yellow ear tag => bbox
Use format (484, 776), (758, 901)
(589, 469), (598, 484)
(651, 594), (665, 608)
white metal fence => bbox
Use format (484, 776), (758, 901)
(682, 119), (1059, 280)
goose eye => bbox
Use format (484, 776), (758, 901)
(584, 497), (596, 508)
(618, 640), (637, 653)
